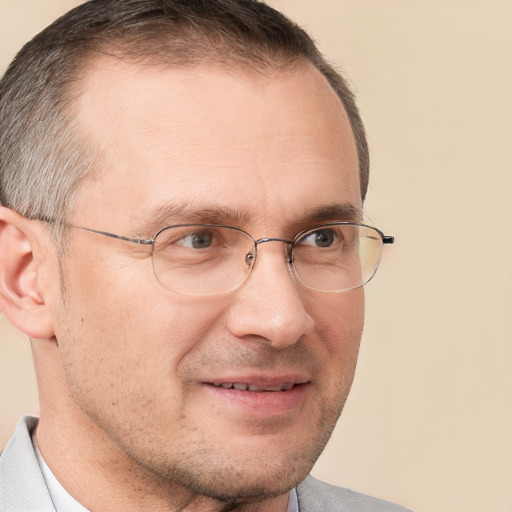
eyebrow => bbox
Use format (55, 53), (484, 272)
(137, 201), (362, 236)
(295, 204), (362, 226)
(137, 202), (250, 236)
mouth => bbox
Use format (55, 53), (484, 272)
(203, 378), (310, 417)
(200, 374), (312, 417)
(210, 382), (296, 392)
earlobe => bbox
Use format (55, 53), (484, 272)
(0, 207), (55, 339)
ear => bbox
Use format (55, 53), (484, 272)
(0, 206), (55, 339)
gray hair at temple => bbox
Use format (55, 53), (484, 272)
(0, 0), (369, 235)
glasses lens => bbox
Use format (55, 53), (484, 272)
(152, 225), (255, 295)
(292, 224), (384, 292)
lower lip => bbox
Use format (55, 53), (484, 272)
(202, 383), (309, 417)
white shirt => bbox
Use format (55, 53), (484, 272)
(287, 488), (299, 512)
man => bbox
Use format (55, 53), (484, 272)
(0, 1), (409, 510)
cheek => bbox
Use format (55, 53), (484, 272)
(309, 288), (364, 350)
(55, 260), (230, 389)
(53, 281), (232, 444)
(307, 289), (364, 392)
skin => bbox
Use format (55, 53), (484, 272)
(0, 60), (364, 511)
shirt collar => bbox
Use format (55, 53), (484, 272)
(287, 487), (300, 512)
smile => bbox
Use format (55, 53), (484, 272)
(204, 379), (309, 417)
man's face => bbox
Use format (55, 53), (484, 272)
(50, 59), (364, 501)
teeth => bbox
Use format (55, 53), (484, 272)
(263, 385), (285, 391)
(214, 382), (295, 392)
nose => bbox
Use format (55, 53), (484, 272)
(226, 241), (314, 348)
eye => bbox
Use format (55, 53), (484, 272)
(299, 228), (339, 248)
(178, 230), (214, 249)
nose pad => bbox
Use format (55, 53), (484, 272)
(282, 243), (296, 283)
(245, 250), (255, 267)
(285, 244), (294, 265)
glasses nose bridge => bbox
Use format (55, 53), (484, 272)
(253, 236), (294, 263)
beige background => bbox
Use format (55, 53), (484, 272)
(1, 1), (511, 511)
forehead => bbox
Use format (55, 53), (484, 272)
(72, 58), (360, 230)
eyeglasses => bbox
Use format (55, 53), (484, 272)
(69, 222), (394, 296)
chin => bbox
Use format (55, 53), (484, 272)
(148, 438), (317, 504)
(176, 459), (309, 503)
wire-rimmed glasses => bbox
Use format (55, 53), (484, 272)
(70, 222), (394, 296)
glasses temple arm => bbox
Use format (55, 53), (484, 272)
(74, 226), (154, 245)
